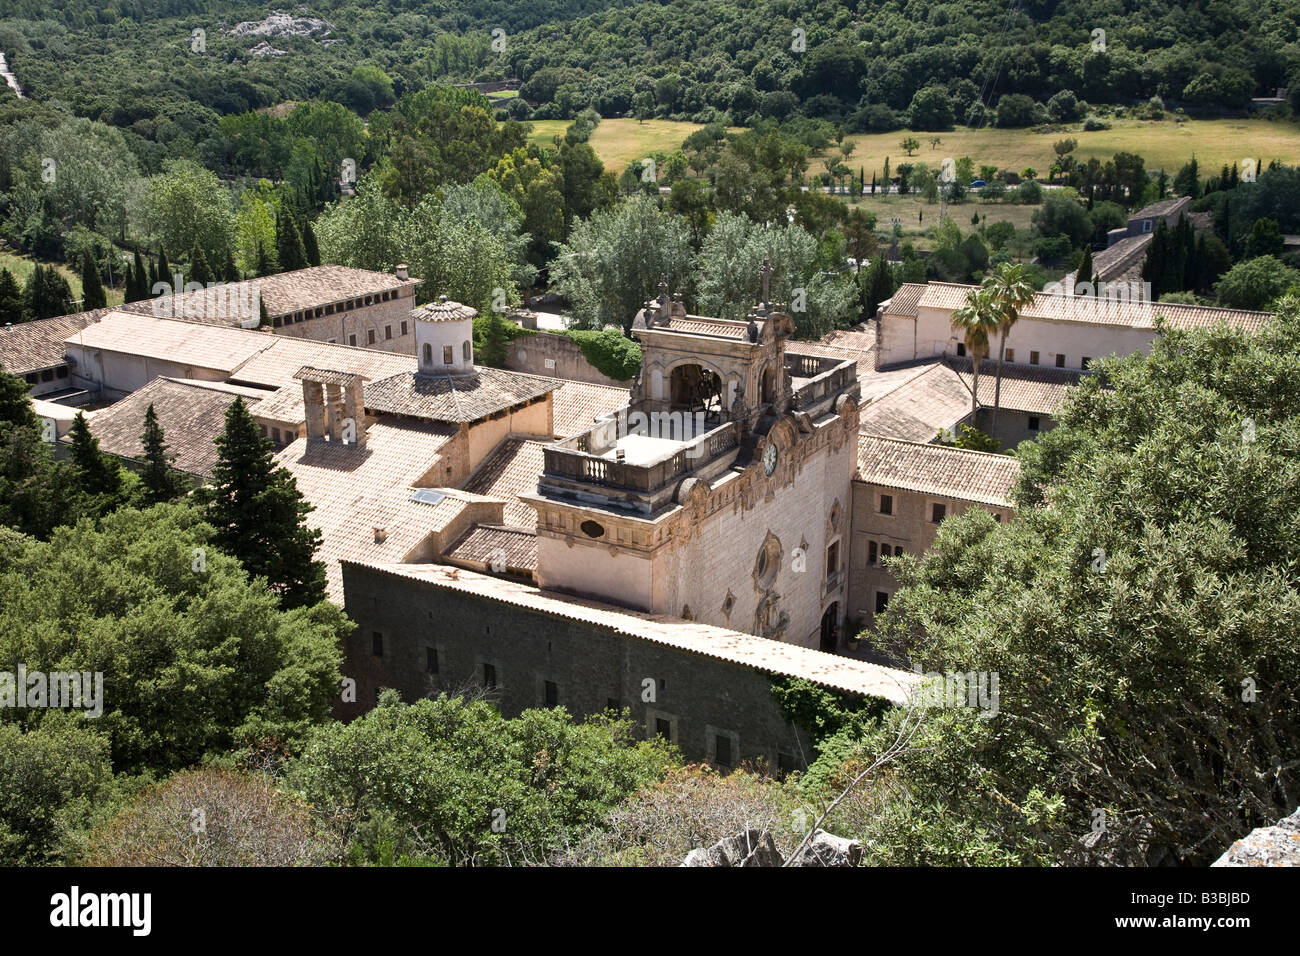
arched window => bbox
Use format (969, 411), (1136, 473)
(462, 340), (471, 361)
(423, 343), (432, 363)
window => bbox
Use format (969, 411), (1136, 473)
(372, 632), (383, 656)
(994, 513), (1003, 523)
(483, 663), (496, 689)
(443, 345), (453, 365)
(462, 340), (471, 361)
(895, 545), (905, 557)
(1055, 354), (1066, 368)
(1082, 356), (1092, 369)
(56, 366), (67, 378)
(1030, 351), (1040, 365)
(825, 540), (840, 578)
(868, 541), (878, 565)
(606, 698), (620, 713)
(931, 502), (947, 524)
(714, 734), (732, 767)
(1143, 219), (1153, 233)
(40, 369), (53, 382)
(1028, 416), (1041, 431)
(1005, 348), (1015, 363)
(384, 325), (392, 340)
(367, 329), (376, 345)
(400, 321), (408, 336)
(425, 647), (438, 673)
(348, 334), (357, 347)
(956, 342), (966, 357)
(423, 343), (432, 363)
(882, 543), (893, 559)
(875, 591), (889, 615)
(544, 680), (558, 707)
(655, 718), (672, 740)
(271, 427), (281, 444)
(24, 373), (37, 384)
(879, 493), (893, 515)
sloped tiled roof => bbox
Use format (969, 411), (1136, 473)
(64, 312), (270, 371)
(118, 265), (418, 324)
(917, 282), (1271, 333)
(363, 369), (558, 424)
(856, 434), (1020, 507)
(548, 379), (629, 438)
(78, 377), (260, 479)
(881, 283), (926, 318)
(462, 436), (547, 528)
(0, 310), (107, 375)
(945, 357), (1086, 414)
(228, 336), (415, 391)
(445, 524), (538, 572)
(858, 362), (972, 442)
(349, 562), (923, 702)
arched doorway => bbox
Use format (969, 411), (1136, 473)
(819, 603), (839, 652)
(670, 364), (723, 418)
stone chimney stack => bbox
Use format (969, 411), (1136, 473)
(294, 366), (367, 449)
(396, 264), (409, 281)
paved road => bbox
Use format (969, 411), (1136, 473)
(0, 52), (24, 98)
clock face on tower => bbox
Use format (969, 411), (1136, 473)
(762, 441), (778, 476)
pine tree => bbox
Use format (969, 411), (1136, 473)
(223, 248), (240, 283)
(25, 265), (73, 320)
(276, 209), (308, 273)
(0, 361), (38, 430)
(302, 220), (321, 267)
(861, 253), (898, 318)
(254, 240), (273, 278)
(67, 411), (122, 504)
(139, 403), (188, 505)
(0, 268), (23, 325)
(189, 244), (214, 285)
(205, 398), (326, 609)
(80, 253), (107, 310)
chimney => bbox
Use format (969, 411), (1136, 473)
(396, 264), (409, 281)
(373, 527), (387, 544)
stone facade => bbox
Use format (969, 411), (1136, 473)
(272, 282), (419, 354)
(505, 328), (630, 388)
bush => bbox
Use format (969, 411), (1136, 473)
(994, 93), (1040, 128)
(1082, 115), (1111, 131)
(1015, 180), (1044, 204)
(983, 220), (1017, 249)
(1213, 256), (1300, 309)
(561, 327), (643, 381)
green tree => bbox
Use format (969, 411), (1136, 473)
(950, 285), (999, 419)
(860, 252), (898, 318)
(276, 208), (309, 273)
(900, 136), (920, 156)
(302, 220), (321, 268)
(1075, 246), (1095, 293)
(204, 398), (326, 610)
(23, 265), (73, 320)
(144, 160), (234, 274)
(79, 253), (106, 310)
(188, 243), (213, 285)
(983, 263), (1037, 434)
(1214, 256), (1300, 309)
(0, 269), (23, 325)
(67, 411), (124, 512)
(139, 404), (188, 505)
(1244, 218), (1284, 260)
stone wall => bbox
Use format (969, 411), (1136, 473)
(339, 562), (817, 770)
(271, 287), (420, 355)
(505, 330), (629, 387)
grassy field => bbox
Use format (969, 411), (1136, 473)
(528, 118), (709, 172)
(845, 117), (1300, 179)
(0, 250), (124, 310)
(843, 192), (1043, 244)
(530, 115), (1300, 180)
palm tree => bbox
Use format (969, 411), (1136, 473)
(951, 285), (999, 420)
(984, 262), (1037, 433)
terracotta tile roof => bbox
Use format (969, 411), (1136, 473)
(856, 434), (1020, 507)
(348, 562), (923, 702)
(462, 436), (547, 528)
(413, 299), (476, 323)
(363, 369), (557, 424)
(227, 336), (415, 391)
(78, 377), (260, 479)
(1131, 196), (1189, 220)
(663, 316), (750, 339)
(64, 312), (271, 372)
(858, 362), (972, 442)
(945, 358), (1086, 414)
(1064, 233), (1151, 288)
(445, 524), (538, 572)
(0, 310), (105, 374)
(118, 265), (418, 324)
(273, 419), (465, 599)
(822, 326), (876, 352)
(548, 379), (630, 438)
(917, 282), (1271, 332)
(881, 283), (926, 318)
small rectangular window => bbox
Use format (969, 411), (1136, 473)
(544, 680), (558, 707)
(372, 632), (383, 656)
(1082, 356), (1092, 369)
(25, 374), (37, 384)
(931, 502), (947, 524)
(868, 541), (878, 565)
(348, 334), (357, 347)
(368, 329), (376, 345)
(400, 321), (408, 336)
(384, 325), (392, 340)
(41, 369), (53, 382)
(483, 663), (496, 689)
(655, 717), (672, 740)
(426, 647), (438, 673)
(56, 367), (68, 378)
(1028, 416), (1041, 431)
(443, 345), (454, 364)
(272, 427), (281, 444)
(879, 493), (893, 515)
(826, 540), (840, 578)
(1005, 348), (1015, 363)
(881, 543), (892, 559)
(1030, 351), (1040, 365)
(956, 342), (966, 357)
(1056, 354), (1066, 368)
(875, 591), (889, 614)
(715, 734), (732, 767)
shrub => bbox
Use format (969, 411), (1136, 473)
(561, 327), (642, 381)
(1082, 115), (1111, 131)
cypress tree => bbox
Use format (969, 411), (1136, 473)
(157, 248), (171, 289)
(254, 240), (273, 278)
(861, 253), (898, 318)
(140, 403), (187, 504)
(147, 256), (159, 294)
(1076, 246), (1094, 294)
(0, 268), (23, 325)
(25, 265), (72, 320)
(188, 243), (214, 285)
(204, 398), (326, 609)
(80, 253), (107, 310)
(276, 209), (308, 273)
(302, 220), (321, 267)
(132, 249), (147, 301)
(67, 411), (122, 505)
(223, 248), (240, 283)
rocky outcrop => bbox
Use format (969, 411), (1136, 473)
(1212, 808), (1300, 867)
(229, 14), (334, 39)
(681, 828), (862, 867)
(248, 41), (288, 58)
